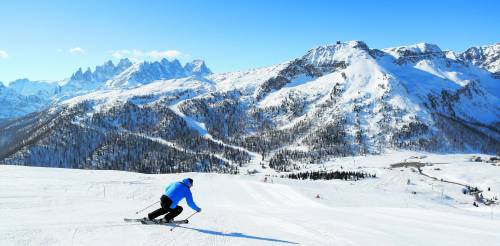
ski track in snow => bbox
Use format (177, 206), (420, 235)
(2, 152), (500, 246)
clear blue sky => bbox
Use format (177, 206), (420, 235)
(1, 0), (499, 83)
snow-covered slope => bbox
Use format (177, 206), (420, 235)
(1, 152), (499, 246)
(64, 77), (215, 109)
(0, 41), (499, 172)
(209, 62), (288, 94)
(206, 41), (499, 156)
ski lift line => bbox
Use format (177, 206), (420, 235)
(417, 166), (497, 206)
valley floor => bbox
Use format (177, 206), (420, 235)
(1, 152), (500, 246)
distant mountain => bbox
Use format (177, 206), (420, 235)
(69, 58), (133, 83)
(0, 83), (51, 119)
(460, 43), (500, 77)
(184, 59), (212, 76)
(0, 41), (498, 173)
(8, 78), (60, 97)
(106, 58), (211, 87)
(0, 58), (213, 119)
(61, 58), (134, 94)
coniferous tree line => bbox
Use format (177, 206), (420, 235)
(179, 90), (248, 141)
(0, 100), (243, 174)
(282, 170), (376, 181)
(234, 119), (312, 158)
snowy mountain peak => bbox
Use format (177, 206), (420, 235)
(105, 58), (213, 88)
(302, 41), (370, 67)
(184, 59), (212, 76)
(342, 40), (371, 51)
(167, 58), (182, 67)
(163, 58), (185, 74)
(71, 68), (83, 79)
(8, 78), (59, 97)
(0, 82), (51, 119)
(69, 59), (133, 83)
(383, 43), (442, 58)
(460, 43), (500, 74)
(381, 43), (445, 65)
(400, 42), (441, 53)
(409, 43), (442, 53)
(116, 58), (133, 70)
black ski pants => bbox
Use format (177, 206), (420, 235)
(148, 195), (183, 220)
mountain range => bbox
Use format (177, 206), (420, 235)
(0, 41), (498, 173)
(0, 58), (212, 118)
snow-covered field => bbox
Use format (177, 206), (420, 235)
(1, 152), (500, 246)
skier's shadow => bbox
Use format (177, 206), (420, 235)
(172, 225), (299, 244)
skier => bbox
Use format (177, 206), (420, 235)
(146, 178), (202, 223)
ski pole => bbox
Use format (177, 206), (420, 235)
(184, 211), (198, 221)
(170, 211), (198, 232)
(135, 201), (160, 214)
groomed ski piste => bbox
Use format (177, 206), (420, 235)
(1, 151), (500, 246)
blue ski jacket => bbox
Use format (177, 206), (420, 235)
(163, 178), (201, 212)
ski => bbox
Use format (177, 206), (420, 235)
(124, 218), (189, 225)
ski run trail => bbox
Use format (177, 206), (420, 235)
(1, 152), (500, 246)
(169, 98), (265, 171)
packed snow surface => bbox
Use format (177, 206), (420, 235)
(1, 152), (500, 246)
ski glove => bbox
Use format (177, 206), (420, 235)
(196, 208), (202, 213)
